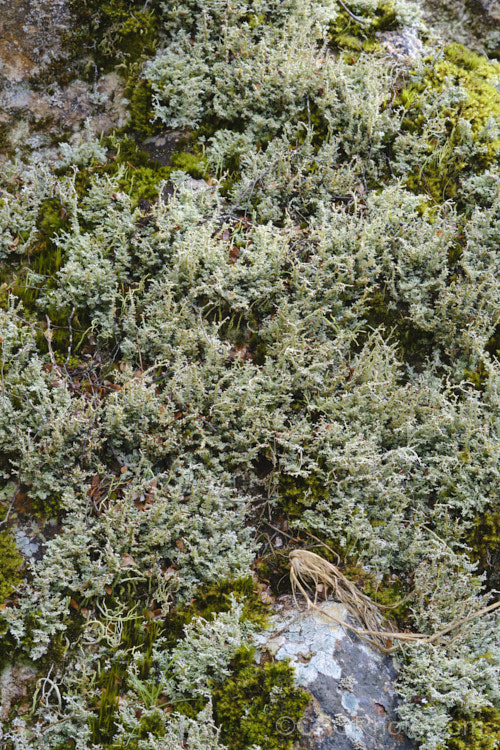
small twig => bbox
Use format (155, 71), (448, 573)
(45, 315), (58, 368)
(260, 519), (302, 545)
(337, 0), (369, 25)
(64, 305), (76, 368)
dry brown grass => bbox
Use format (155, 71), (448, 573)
(289, 549), (500, 654)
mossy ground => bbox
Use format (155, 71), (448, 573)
(399, 43), (500, 200)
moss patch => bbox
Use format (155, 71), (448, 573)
(399, 44), (500, 200)
(443, 707), (500, 750)
(0, 529), (23, 604)
(213, 646), (310, 750)
(329, 0), (399, 53)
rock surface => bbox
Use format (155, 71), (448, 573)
(0, 662), (36, 739)
(0, 0), (128, 157)
(256, 598), (414, 750)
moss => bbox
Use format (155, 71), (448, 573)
(399, 44), (500, 200)
(76, 135), (208, 205)
(329, 1), (398, 53)
(0, 123), (10, 154)
(279, 473), (329, 519)
(363, 290), (435, 369)
(468, 509), (500, 590)
(442, 707), (500, 750)
(0, 529), (23, 604)
(126, 77), (157, 136)
(212, 645), (310, 750)
(169, 152), (209, 181)
(89, 608), (161, 744)
(464, 360), (489, 391)
(68, 0), (161, 76)
(164, 577), (269, 649)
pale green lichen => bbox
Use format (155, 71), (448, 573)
(0, 1), (499, 749)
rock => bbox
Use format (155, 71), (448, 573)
(0, 0), (128, 157)
(379, 29), (424, 61)
(255, 597), (414, 750)
(0, 662), (36, 735)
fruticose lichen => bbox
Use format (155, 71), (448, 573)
(0, 1), (499, 749)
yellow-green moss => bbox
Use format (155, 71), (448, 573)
(126, 77), (157, 136)
(468, 509), (500, 589)
(212, 646), (310, 750)
(329, 1), (398, 53)
(0, 529), (23, 604)
(164, 577), (269, 650)
(442, 707), (500, 750)
(68, 0), (160, 75)
(399, 44), (500, 200)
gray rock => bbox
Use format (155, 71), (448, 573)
(0, 662), (36, 737)
(379, 29), (424, 61)
(0, 0), (128, 157)
(256, 598), (414, 750)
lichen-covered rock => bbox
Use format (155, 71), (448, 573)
(0, 662), (36, 733)
(0, 0), (128, 156)
(256, 598), (414, 750)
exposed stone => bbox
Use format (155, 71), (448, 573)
(255, 597), (414, 750)
(0, 0), (128, 157)
(0, 662), (36, 735)
(379, 29), (424, 60)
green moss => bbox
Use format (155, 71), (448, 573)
(399, 44), (500, 200)
(468, 509), (500, 590)
(165, 577), (269, 649)
(0, 529), (23, 604)
(464, 360), (489, 391)
(279, 472), (329, 519)
(169, 152), (209, 180)
(0, 123), (9, 154)
(329, 1), (398, 53)
(442, 707), (500, 750)
(363, 290), (435, 368)
(213, 646), (310, 750)
(126, 77), (157, 136)
(68, 0), (161, 75)
(89, 608), (161, 744)
(78, 135), (208, 205)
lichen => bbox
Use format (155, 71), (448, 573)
(1, 2), (500, 749)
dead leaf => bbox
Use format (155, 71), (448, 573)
(259, 588), (275, 605)
(175, 538), (185, 552)
(70, 598), (79, 611)
(120, 553), (137, 567)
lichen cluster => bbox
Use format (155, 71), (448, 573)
(0, 0), (499, 749)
